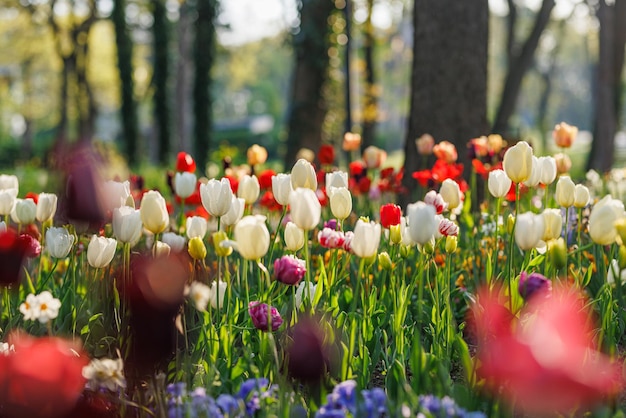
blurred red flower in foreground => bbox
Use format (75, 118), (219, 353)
(472, 286), (622, 415)
(0, 333), (88, 418)
(0, 229), (30, 287)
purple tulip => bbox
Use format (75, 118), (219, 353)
(274, 255), (306, 286)
(518, 271), (551, 301)
(248, 302), (283, 332)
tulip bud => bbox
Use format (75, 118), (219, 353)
(212, 231), (233, 257)
(284, 222), (305, 252)
(200, 178), (233, 217)
(0, 189), (17, 216)
(326, 171), (349, 190)
(547, 237), (567, 270)
(274, 255), (306, 285)
(554, 152), (572, 174)
(522, 156), (542, 188)
(342, 132), (362, 151)
(234, 215), (270, 260)
(542, 209), (563, 241)
(351, 219), (381, 258)
(555, 176), (575, 207)
(553, 122), (577, 148)
(573, 184), (590, 208)
(421, 238), (435, 255)
(503, 141), (533, 183)
(515, 212), (545, 251)
(362, 146), (387, 169)
(188, 236), (207, 260)
(439, 179), (462, 210)
(174, 172), (197, 199)
(238, 175), (260, 205)
(329, 187), (352, 221)
(518, 271), (551, 301)
(445, 235), (458, 253)
(373, 252), (388, 271)
(407, 201), (437, 245)
(399, 244), (411, 258)
(161, 232), (186, 253)
(36, 193), (58, 224)
(209, 280), (227, 309)
(87, 235), (117, 268)
(140, 191), (169, 235)
(291, 159), (317, 191)
(488, 169), (512, 199)
(618, 245), (626, 270)
(589, 195), (625, 245)
(247, 144), (268, 166)
(289, 188), (321, 230)
(538, 156), (557, 185)
(248, 301), (283, 332)
(113, 206), (143, 244)
(11, 198), (36, 225)
(46, 227), (75, 259)
(272, 173), (292, 206)
(186, 216), (208, 239)
(389, 224), (402, 245)
(154, 241), (171, 257)
(507, 214), (516, 234)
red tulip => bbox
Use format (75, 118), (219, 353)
(318, 144), (335, 165)
(176, 151), (196, 173)
(0, 333), (89, 418)
(0, 229), (30, 287)
(472, 286), (622, 415)
(379, 203), (402, 228)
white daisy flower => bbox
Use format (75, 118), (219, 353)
(35, 291), (61, 324)
(83, 358), (126, 391)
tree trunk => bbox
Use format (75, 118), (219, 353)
(492, 0), (555, 136)
(152, 0), (171, 165)
(113, 0), (139, 166)
(175, 2), (194, 153)
(193, 0), (217, 172)
(587, 0), (626, 172)
(76, 30), (96, 141)
(361, 0), (377, 150)
(400, 0), (489, 207)
(284, 0), (336, 167)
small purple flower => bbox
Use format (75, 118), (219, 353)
(324, 219), (339, 230)
(518, 271), (551, 301)
(248, 302), (283, 332)
(274, 255), (306, 285)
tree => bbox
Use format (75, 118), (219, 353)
(361, 0), (378, 150)
(284, 0), (337, 167)
(193, 0), (218, 172)
(152, 0), (171, 165)
(400, 0), (489, 207)
(112, 0), (139, 165)
(587, 0), (626, 172)
(492, 0), (556, 136)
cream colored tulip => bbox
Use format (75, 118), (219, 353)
(488, 169), (512, 198)
(515, 212), (545, 251)
(329, 187), (352, 220)
(351, 219), (381, 258)
(290, 159), (317, 191)
(237, 175), (260, 205)
(522, 156), (542, 188)
(186, 216), (208, 239)
(140, 190), (169, 235)
(538, 156), (557, 185)
(407, 201), (437, 245)
(542, 209), (562, 241)
(555, 176), (575, 208)
(234, 215), (270, 260)
(0, 188), (17, 216)
(174, 172), (197, 199)
(221, 197), (245, 227)
(573, 184), (590, 208)
(271, 173), (292, 206)
(589, 195), (625, 245)
(11, 198), (36, 225)
(87, 235), (117, 268)
(113, 206), (143, 244)
(284, 222), (305, 251)
(503, 141), (533, 183)
(200, 178), (233, 217)
(36, 193), (58, 223)
(439, 179), (461, 210)
(289, 188), (321, 231)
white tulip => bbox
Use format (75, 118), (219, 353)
(161, 232), (186, 253)
(87, 235), (117, 268)
(174, 172), (197, 199)
(46, 227), (75, 258)
(329, 187), (352, 220)
(522, 156), (542, 188)
(272, 173), (293, 206)
(200, 178), (233, 217)
(538, 156), (557, 185)
(112, 206), (143, 244)
(284, 221), (305, 251)
(238, 175), (260, 205)
(36, 193), (58, 223)
(0, 188), (17, 216)
(515, 212), (545, 251)
(289, 188), (321, 231)
(291, 159), (317, 191)
(186, 216), (208, 239)
(11, 198), (36, 224)
(221, 197), (245, 227)
(326, 171), (349, 190)
(439, 179), (462, 210)
(140, 190), (169, 235)
(407, 201), (437, 245)
(234, 215), (270, 260)
(488, 169), (512, 198)
(0, 174), (18, 192)
(351, 219), (381, 258)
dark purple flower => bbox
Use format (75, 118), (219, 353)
(274, 255), (306, 286)
(286, 316), (333, 382)
(324, 219), (338, 230)
(518, 271), (551, 301)
(248, 302), (283, 332)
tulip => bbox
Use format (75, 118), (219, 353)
(318, 144), (335, 165)
(522, 156), (542, 188)
(291, 159), (317, 191)
(0, 229), (30, 286)
(238, 175), (260, 205)
(176, 151), (196, 172)
(438, 218), (459, 237)
(538, 156), (557, 185)
(351, 219), (381, 258)
(541, 208), (563, 241)
(488, 169), (512, 198)
(103, 180), (131, 211)
(234, 215), (270, 260)
(555, 176), (575, 208)
(515, 212), (545, 251)
(553, 121), (577, 148)
(295, 281), (317, 309)
(326, 171), (349, 190)
(342, 132), (362, 151)
(573, 184), (590, 208)
(87, 235), (117, 268)
(112, 206), (143, 244)
(36, 193), (58, 224)
(439, 179), (461, 210)
(432, 141), (458, 163)
(11, 198), (36, 225)
(208, 280), (227, 309)
(424, 190), (448, 214)
(187, 236), (207, 260)
(503, 141), (533, 183)
(518, 271), (551, 301)
(615, 219), (626, 245)
(174, 172), (197, 199)
(200, 178), (233, 217)
(445, 235), (458, 253)
(248, 301), (283, 332)
(46, 227), (75, 258)
(589, 195), (625, 245)
(247, 144), (268, 166)
(289, 188), (321, 230)
(212, 231), (233, 257)
(271, 173), (292, 206)
(329, 187), (352, 220)
(0, 188), (17, 216)
(407, 201), (437, 245)
(161, 232), (186, 253)
(554, 152), (572, 174)
(154, 241), (171, 257)
(607, 259), (626, 285)
(415, 133), (435, 155)
(0, 174), (18, 192)
(186, 216), (207, 239)
(547, 237), (567, 270)
(284, 221), (305, 251)
(221, 196), (245, 227)
(318, 227), (346, 249)
(379, 203), (402, 229)
(362, 146), (387, 169)
(274, 255), (306, 285)
(140, 191), (169, 235)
